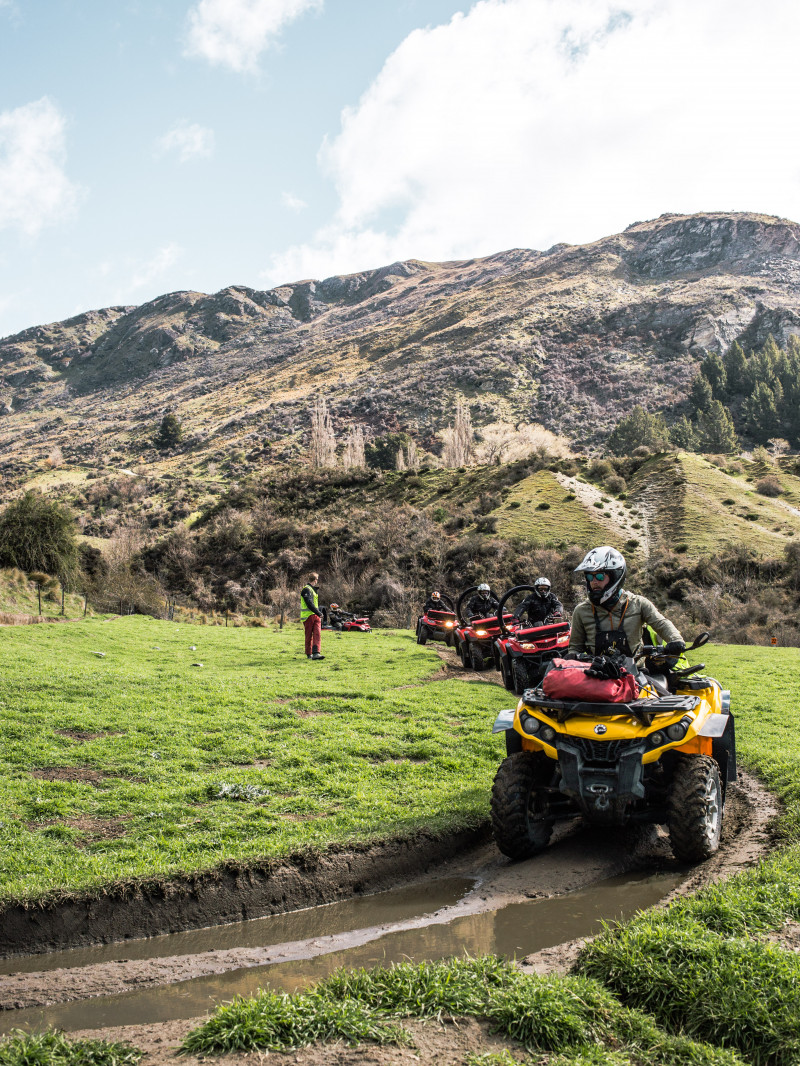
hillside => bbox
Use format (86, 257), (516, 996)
(4, 211), (800, 491)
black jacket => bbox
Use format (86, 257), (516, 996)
(514, 591), (563, 626)
(466, 593), (499, 622)
(424, 598), (448, 613)
(329, 609), (353, 625)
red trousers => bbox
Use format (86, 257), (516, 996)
(304, 615), (321, 655)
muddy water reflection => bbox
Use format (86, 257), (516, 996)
(0, 879), (474, 976)
(3, 871), (681, 1035)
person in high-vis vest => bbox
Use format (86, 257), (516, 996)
(301, 572), (325, 660)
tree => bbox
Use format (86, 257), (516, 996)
(689, 375), (713, 414)
(696, 400), (739, 454)
(365, 432), (411, 470)
(742, 381), (780, 443)
(155, 413), (182, 450)
(699, 353), (727, 399)
(441, 400), (474, 467)
(341, 425), (366, 469)
(310, 396), (336, 468)
(606, 406), (670, 455)
(723, 341), (747, 394)
(0, 492), (79, 585)
(669, 415), (698, 451)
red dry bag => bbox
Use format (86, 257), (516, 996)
(541, 658), (639, 703)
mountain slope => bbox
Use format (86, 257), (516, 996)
(3, 211), (800, 488)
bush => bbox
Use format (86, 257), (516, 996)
(756, 476), (783, 497)
(588, 459), (614, 480)
(605, 475), (627, 494)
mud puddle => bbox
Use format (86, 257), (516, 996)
(0, 870), (680, 1035)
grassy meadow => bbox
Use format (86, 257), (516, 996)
(0, 617), (510, 903)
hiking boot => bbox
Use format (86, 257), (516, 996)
(310, 652), (325, 660)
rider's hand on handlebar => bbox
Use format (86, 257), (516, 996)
(663, 640), (686, 656)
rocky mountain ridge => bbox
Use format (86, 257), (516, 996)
(3, 211), (800, 486)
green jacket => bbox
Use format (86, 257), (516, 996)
(568, 591), (682, 658)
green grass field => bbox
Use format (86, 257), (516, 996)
(491, 471), (609, 545)
(0, 617), (510, 903)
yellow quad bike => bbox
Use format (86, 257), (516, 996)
(490, 633), (736, 863)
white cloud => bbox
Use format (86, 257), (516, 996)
(130, 243), (184, 291)
(0, 97), (79, 236)
(281, 191), (307, 211)
(156, 121), (215, 162)
(184, 0), (323, 73)
(266, 0), (800, 285)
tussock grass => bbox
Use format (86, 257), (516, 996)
(182, 957), (742, 1063)
(0, 1031), (140, 1066)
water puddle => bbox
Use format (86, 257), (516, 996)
(0, 878), (474, 976)
(1, 870), (681, 1035)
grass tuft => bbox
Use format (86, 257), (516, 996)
(0, 1031), (141, 1066)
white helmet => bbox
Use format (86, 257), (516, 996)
(574, 546), (626, 607)
(477, 583), (491, 593)
(431, 591), (441, 600)
(533, 577), (551, 597)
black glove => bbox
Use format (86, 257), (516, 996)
(586, 654), (624, 680)
(663, 641), (685, 656)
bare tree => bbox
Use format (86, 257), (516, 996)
(268, 569), (294, 628)
(342, 424), (366, 469)
(474, 422), (572, 464)
(441, 400), (474, 467)
(768, 437), (791, 460)
(405, 438), (419, 470)
(310, 396), (337, 468)
(395, 448), (407, 471)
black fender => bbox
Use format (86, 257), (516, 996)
(712, 702), (737, 784)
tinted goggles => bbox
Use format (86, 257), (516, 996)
(584, 571), (607, 582)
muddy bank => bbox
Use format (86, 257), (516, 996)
(0, 827), (488, 959)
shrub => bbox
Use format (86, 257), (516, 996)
(605, 475), (627, 494)
(756, 476), (783, 497)
(588, 459), (614, 480)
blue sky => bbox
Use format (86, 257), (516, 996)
(2, 0), (800, 337)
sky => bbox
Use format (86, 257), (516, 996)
(1, 0), (800, 338)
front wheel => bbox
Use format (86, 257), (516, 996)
(470, 644), (486, 671)
(417, 624), (428, 645)
(501, 658), (514, 692)
(667, 755), (722, 862)
(491, 751), (554, 860)
(513, 659), (531, 696)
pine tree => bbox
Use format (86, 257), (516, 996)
(607, 406), (670, 455)
(669, 415), (698, 451)
(689, 375), (713, 414)
(700, 353), (727, 399)
(723, 342), (747, 394)
(742, 381), (780, 443)
(696, 400), (739, 454)
(155, 413), (182, 449)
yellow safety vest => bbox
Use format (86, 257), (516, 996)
(300, 584), (318, 621)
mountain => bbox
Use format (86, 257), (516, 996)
(3, 210), (800, 488)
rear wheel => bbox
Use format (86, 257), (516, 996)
(470, 644), (486, 671)
(491, 751), (554, 859)
(667, 755), (722, 862)
(513, 658), (531, 695)
(417, 624), (428, 645)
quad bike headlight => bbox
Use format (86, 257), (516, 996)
(649, 731), (665, 748)
(540, 725), (556, 744)
(519, 713), (540, 735)
(475, 629), (488, 637)
(666, 717), (692, 742)
(445, 621), (455, 628)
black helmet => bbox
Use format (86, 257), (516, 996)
(574, 546), (626, 608)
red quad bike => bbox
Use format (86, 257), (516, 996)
(454, 585), (515, 672)
(340, 615), (371, 632)
(417, 593), (458, 646)
(493, 585), (571, 696)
